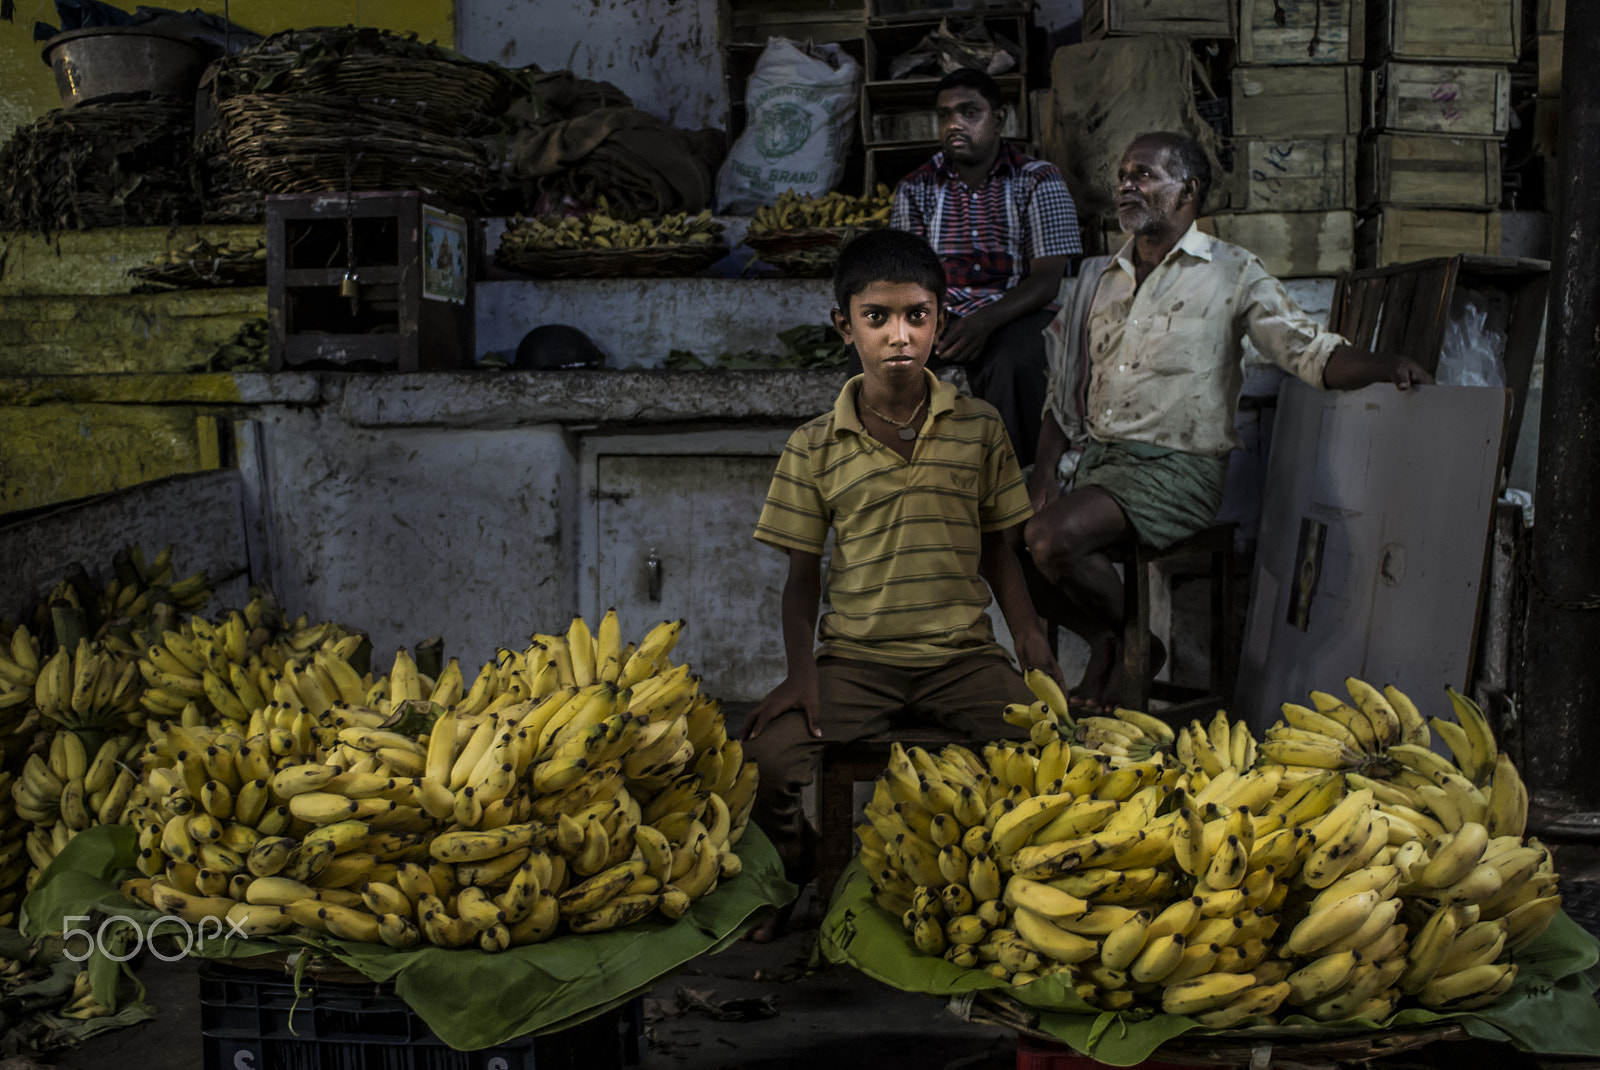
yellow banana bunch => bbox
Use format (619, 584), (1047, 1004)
(134, 611), (757, 949)
(873, 676), (1558, 1024)
(747, 186), (894, 235)
(500, 203), (723, 253)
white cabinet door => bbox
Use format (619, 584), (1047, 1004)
(587, 442), (791, 704)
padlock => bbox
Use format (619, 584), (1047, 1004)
(340, 271), (361, 314)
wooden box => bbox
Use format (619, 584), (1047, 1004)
(1359, 135), (1500, 208)
(1539, 0), (1565, 32)
(1356, 208), (1502, 267)
(1232, 138), (1355, 212)
(1368, 62), (1510, 139)
(1083, 0), (1232, 39)
(1237, 0), (1363, 64)
(1367, 0), (1521, 62)
(862, 15), (1027, 81)
(1231, 66), (1361, 138)
(1332, 254), (1546, 446)
(1533, 98), (1561, 155)
(860, 76), (1025, 147)
(1198, 210), (1355, 277)
(1539, 34), (1563, 97)
(266, 191), (474, 372)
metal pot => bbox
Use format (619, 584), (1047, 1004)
(40, 27), (211, 109)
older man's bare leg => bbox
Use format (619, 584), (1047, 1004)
(1023, 487), (1131, 708)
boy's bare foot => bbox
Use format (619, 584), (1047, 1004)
(745, 825), (815, 942)
(747, 902), (796, 943)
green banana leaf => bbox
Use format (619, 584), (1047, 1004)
(819, 860), (1600, 1066)
(23, 824), (795, 1051)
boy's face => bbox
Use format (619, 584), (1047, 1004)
(832, 280), (944, 387)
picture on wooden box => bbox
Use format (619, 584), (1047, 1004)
(424, 205), (468, 304)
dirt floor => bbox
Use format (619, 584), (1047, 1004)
(23, 884), (1017, 1070)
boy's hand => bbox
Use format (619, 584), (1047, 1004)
(1027, 463), (1061, 515)
(741, 672), (823, 741)
(937, 313), (992, 364)
(1015, 628), (1067, 693)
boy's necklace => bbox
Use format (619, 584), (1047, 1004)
(859, 390), (928, 441)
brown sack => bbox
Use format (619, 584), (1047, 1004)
(1043, 36), (1227, 218)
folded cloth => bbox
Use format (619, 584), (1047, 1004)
(508, 107), (723, 218)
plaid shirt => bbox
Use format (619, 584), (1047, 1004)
(891, 142), (1081, 319)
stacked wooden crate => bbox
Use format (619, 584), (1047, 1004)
(1533, 0), (1563, 155)
(1219, 0), (1365, 277)
(1356, 0), (1516, 266)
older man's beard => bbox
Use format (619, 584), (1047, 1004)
(1116, 203), (1164, 236)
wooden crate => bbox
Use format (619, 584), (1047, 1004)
(1359, 135), (1500, 208)
(1083, 0), (1232, 39)
(266, 192), (475, 373)
(1231, 138), (1355, 212)
(1237, 0), (1363, 63)
(1367, 0), (1521, 62)
(1332, 254), (1546, 445)
(1539, 33), (1563, 97)
(1231, 65), (1361, 138)
(1533, 98), (1560, 154)
(1198, 210), (1355, 277)
(1368, 62), (1510, 139)
(860, 75), (1025, 147)
(862, 15), (1027, 80)
(1539, 0), (1565, 32)
(1356, 208), (1502, 266)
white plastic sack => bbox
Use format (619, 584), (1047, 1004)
(1438, 292), (1507, 388)
(717, 38), (859, 214)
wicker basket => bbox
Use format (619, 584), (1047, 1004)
(496, 242), (725, 279)
(746, 225), (870, 277)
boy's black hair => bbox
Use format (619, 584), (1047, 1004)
(833, 228), (947, 314)
(936, 68), (1005, 112)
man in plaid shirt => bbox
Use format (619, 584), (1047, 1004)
(890, 68), (1081, 467)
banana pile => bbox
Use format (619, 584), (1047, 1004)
(16, 731), (142, 873)
(30, 638), (143, 732)
(500, 201), (723, 253)
(122, 613), (759, 951)
(747, 187), (894, 235)
(865, 673), (1558, 1026)
(136, 601), (362, 727)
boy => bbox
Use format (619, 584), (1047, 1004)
(740, 228), (1064, 939)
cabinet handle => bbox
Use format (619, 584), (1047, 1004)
(647, 548), (662, 602)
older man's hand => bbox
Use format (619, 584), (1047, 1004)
(1393, 357), (1434, 391)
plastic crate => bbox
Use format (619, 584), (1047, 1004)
(199, 961), (645, 1070)
(1017, 1034), (1197, 1070)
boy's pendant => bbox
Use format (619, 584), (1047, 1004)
(898, 426), (917, 441)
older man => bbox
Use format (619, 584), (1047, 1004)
(1024, 132), (1431, 711)
(888, 68), (1080, 467)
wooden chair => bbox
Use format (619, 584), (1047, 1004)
(1049, 522), (1239, 724)
(815, 726), (968, 903)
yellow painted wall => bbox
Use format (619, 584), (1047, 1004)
(2, 0), (454, 142)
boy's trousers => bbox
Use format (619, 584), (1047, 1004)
(743, 653), (1035, 868)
